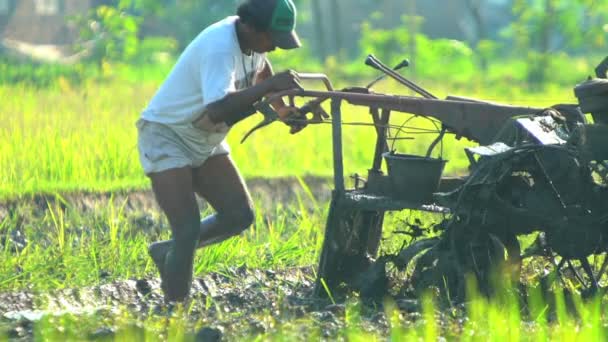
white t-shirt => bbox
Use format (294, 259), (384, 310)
(142, 16), (267, 125)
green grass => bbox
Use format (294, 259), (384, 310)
(15, 294), (603, 340)
(1, 191), (607, 340)
(0, 195), (323, 292)
(0, 76), (581, 199)
(1, 64), (602, 340)
(0, 187), (433, 293)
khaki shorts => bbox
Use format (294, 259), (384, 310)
(136, 119), (230, 175)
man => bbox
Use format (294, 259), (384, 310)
(137, 0), (305, 302)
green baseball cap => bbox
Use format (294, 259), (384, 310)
(244, 0), (301, 50)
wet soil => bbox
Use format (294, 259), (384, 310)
(0, 176), (410, 339)
(0, 265), (422, 340)
(1, 267), (313, 339)
(1, 176), (588, 339)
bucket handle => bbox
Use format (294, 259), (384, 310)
(425, 126), (446, 159)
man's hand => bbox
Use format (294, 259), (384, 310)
(277, 106), (307, 134)
(267, 70), (303, 92)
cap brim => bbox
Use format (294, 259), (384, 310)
(271, 30), (301, 50)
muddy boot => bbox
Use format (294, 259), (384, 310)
(163, 222), (200, 302)
(163, 246), (196, 302)
(148, 240), (171, 293)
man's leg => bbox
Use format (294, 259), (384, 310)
(148, 155), (253, 301)
(148, 154), (254, 266)
(192, 154), (255, 246)
(148, 166), (201, 302)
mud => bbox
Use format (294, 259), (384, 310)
(0, 176), (405, 339)
(1, 176), (594, 339)
(0, 265), (420, 340)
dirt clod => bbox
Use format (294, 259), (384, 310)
(135, 279), (153, 297)
(195, 327), (223, 342)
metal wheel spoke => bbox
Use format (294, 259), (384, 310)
(553, 257), (567, 286)
(596, 255), (608, 281)
(553, 256), (566, 272)
(580, 258), (600, 289)
(567, 260), (587, 286)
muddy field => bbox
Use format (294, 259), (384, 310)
(0, 264), (433, 340)
(0, 177), (424, 340)
(2, 176), (606, 340)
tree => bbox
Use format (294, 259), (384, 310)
(406, 0), (418, 77)
(509, 0), (608, 85)
(72, 4), (141, 68)
(105, 0), (240, 49)
(310, 0), (327, 62)
(464, 0), (489, 72)
(328, 0), (342, 55)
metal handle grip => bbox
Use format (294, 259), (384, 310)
(297, 73), (334, 91)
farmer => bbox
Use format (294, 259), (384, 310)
(137, 0), (305, 302)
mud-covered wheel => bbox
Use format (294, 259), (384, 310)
(534, 247), (608, 297)
(409, 239), (465, 300)
(411, 221), (521, 300)
(449, 223), (521, 297)
(315, 199), (385, 296)
(562, 255), (607, 296)
(393, 219), (521, 301)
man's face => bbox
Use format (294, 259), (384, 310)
(251, 30), (276, 53)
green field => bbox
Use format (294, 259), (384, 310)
(0, 74), (580, 198)
(1, 0), (606, 336)
(1, 67), (607, 340)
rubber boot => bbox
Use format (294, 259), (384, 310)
(148, 216), (219, 301)
(162, 220), (200, 302)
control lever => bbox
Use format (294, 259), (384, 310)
(365, 54), (436, 99)
(240, 102), (280, 144)
(299, 59), (410, 118)
(366, 59), (409, 88)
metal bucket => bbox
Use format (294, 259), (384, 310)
(382, 152), (447, 204)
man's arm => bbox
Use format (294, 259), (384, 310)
(256, 58), (289, 112)
(202, 69), (301, 125)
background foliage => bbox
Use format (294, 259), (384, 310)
(0, 0), (605, 196)
(2, 0), (605, 88)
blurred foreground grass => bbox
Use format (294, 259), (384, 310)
(4, 287), (606, 341)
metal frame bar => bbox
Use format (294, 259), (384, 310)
(331, 98), (345, 193)
(371, 108), (390, 172)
